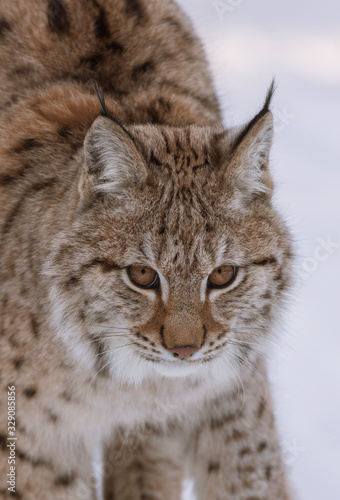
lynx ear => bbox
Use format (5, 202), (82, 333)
(220, 84), (275, 206)
(82, 116), (147, 196)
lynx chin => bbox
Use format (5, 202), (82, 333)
(0, 0), (293, 499)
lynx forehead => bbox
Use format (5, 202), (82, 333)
(0, 0), (293, 498)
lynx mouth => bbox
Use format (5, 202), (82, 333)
(154, 359), (202, 378)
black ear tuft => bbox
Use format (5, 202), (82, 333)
(232, 79), (276, 153)
(92, 81), (141, 148)
(262, 78), (276, 113)
(93, 80), (116, 120)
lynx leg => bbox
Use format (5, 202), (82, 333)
(103, 430), (185, 500)
(189, 377), (291, 500)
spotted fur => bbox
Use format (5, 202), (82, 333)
(0, 1), (292, 499)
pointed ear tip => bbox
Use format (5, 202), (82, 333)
(264, 79), (277, 111)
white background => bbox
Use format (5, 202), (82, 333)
(176, 1), (340, 499)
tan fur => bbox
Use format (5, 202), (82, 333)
(0, 1), (293, 499)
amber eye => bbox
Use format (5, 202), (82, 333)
(208, 266), (237, 289)
(128, 265), (159, 289)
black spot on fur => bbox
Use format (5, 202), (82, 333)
(65, 275), (80, 289)
(12, 138), (42, 154)
(210, 412), (237, 429)
(0, 18), (11, 37)
(0, 434), (6, 449)
(23, 387), (37, 399)
(0, 173), (17, 185)
(158, 97), (172, 114)
(0, 163), (33, 186)
(125, 0), (144, 19)
(265, 464), (272, 479)
(61, 390), (73, 402)
(146, 106), (160, 124)
(9, 490), (22, 498)
(261, 304), (271, 317)
(80, 53), (103, 71)
(150, 152), (162, 166)
(46, 410), (58, 423)
(208, 462), (220, 472)
(16, 448), (47, 467)
(55, 472), (76, 486)
(13, 358), (24, 369)
(239, 447), (251, 457)
(30, 315), (39, 336)
(131, 61), (154, 82)
(258, 441), (268, 452)
(47, 0), (70, 35)
(91, 0), (110, 39)
(58, 125), (73, 139)
(257, 397), (266, 418)
(107, 41), (124, 53)
(11, 66), (35, 78)
(274, 269), (283, 281)
(162, 132), (171, 154)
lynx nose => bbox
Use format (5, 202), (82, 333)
(168, 346), (199, 360)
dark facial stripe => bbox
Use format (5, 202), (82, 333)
(91, 0), (110, 39)
(81, 258), (121, 274)
(47, 0), (70, 35)
(252, 258), (277, 266)
(159, 325), (165, 348)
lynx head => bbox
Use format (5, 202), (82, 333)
(48, 84), (293, 385)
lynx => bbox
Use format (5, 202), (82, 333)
(0, 0), (293, 499)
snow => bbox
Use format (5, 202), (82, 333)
(176, 1), (340, 498)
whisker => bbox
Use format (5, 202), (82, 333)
(91, 324), (132, 331)
(228, 350), (268, 402)
(92, 343), (133, 358)
(221, 355), (246, 420)
(87, 359), (113, 397)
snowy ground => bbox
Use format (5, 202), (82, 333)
(176, 1), (340, 499)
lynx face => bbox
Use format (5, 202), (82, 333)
(47, 91), (292, 385)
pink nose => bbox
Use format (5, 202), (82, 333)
(168, 346), (199, 360)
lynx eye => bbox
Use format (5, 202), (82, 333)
(128, 265), (159, 289)
(208, 265), (237, 289)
